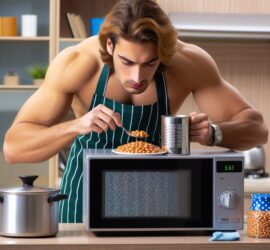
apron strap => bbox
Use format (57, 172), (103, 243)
(95, 64), (110, 96)
(154, 70), (171, 115)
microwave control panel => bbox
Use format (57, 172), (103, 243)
(213, 157), (244, 230)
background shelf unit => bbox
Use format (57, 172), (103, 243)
(0, 0), (269, 188)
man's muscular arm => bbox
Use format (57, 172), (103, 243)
(3, 45), (121, 163)
(178, 43), (268, 150)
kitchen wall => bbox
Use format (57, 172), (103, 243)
(158, 0), (270, 172)
(157, 0), (270, 14)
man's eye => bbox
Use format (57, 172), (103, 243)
(122, 61), (133, 65)
(146, 63), (156, 67)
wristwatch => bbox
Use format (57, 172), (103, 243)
(209, 123), (223, 146)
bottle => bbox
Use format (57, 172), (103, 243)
(247, 193), (270, 238)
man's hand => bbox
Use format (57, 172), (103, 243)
(189, 112), (213, 146)
(75, 104), (122, 135)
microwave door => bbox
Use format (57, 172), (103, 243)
(87, 158), (213, 231)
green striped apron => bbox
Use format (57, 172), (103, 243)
(59, 65), (170, 223)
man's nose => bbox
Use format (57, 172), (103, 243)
(131, 66), (143, 83)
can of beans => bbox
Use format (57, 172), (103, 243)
(247, 193), (270, 238)
(161, 115), (190, 155)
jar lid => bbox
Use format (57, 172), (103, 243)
(0, 175), (59, 194)
(250, 193), (270, 211)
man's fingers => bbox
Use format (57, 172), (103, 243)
(191, 120), (210, 130)
(91, 125), (104, 134)
(189, 111), (197, 117)
(99, 105), (122, 127)
(98, 112), (117, 130)
(190, 113), (208, 124)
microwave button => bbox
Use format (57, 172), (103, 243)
(219, 191), (238, 209)
(230, 217), (241, 223)
(218, 217), (230, 223)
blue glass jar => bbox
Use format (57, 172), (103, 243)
(247, 193), (270, 238)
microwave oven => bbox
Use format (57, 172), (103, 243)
(83, 149), (244, 232)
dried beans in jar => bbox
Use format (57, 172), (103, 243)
(247, 193), (270, 238)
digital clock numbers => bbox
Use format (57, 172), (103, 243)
(217, 161), (242, 173)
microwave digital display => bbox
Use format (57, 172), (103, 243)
(216, 161), (242, 173)
(104, 170), (191, 218)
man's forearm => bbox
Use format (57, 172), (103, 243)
(3, 119), (80, 163)
(217, 108), (268, 150)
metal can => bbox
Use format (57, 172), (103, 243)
(161, 115), (190, 155)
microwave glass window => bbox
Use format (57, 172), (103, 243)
(89, 159), (213, 228)
(104, 170), (191, 218)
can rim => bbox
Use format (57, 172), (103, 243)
(161, 115), (189, 118)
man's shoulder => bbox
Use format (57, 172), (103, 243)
(54, 36), (101, 65)
(166, 41), (221, 90)
(46, 36), (102, 93)
(170, 41), (217, 73)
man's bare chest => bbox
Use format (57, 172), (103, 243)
(72, 71), (190, 117)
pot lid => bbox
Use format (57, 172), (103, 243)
(0, 175), (59, 194)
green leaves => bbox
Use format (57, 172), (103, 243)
(27, 63), (48, 79)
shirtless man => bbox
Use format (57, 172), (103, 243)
(3, 0), (268, 222)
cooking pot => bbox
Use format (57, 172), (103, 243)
(0, 175), (67, 237)
(242, 146), (266, 172)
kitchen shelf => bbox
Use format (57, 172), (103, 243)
(0, 0), (53, 188)
(0, 85), (39, 90)
(0, 36), (50, 41)
(170, 13), (270, 41)
(59, 37), (85, 42)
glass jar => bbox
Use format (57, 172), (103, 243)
(247, 193), (270, 238)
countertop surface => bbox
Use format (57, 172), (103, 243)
(1, 224), (270, 250)
(244, 177), (270, 194)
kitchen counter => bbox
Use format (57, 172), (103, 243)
(244, 177), (270, 195)
(1, 224), (270, 250)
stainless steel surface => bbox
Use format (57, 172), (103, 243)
(243, 146), (266, 171)
(0, 175), (67, 237)
(0, 193), (58, 237)
(161, 115), (190, 155)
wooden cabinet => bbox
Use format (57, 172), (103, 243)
(55, 0), (118, 53)
(0, 0), (56, 85)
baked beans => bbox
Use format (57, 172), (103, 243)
(128, 130), (149, 138)
(115, 141), (164, 154)
(247, 210), (270, 238)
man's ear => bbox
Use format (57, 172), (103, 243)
(106, 38), (114, 56)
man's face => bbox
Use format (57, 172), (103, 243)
(107, 37), (160, 94)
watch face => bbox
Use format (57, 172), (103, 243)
(214, 125), (222, 144)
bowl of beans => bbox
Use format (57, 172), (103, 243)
(113, 141), (167, 155)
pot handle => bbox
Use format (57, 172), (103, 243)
(48, 194), (68, 203)
(0, 196), (3, 203)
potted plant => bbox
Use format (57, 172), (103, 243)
(26, 63), (48, 85)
